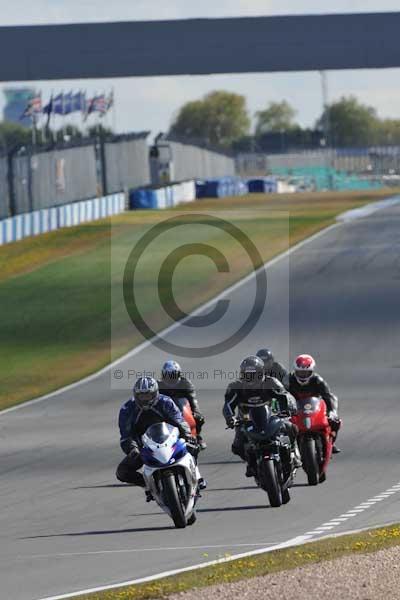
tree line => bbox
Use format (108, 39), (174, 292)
(169, 91), (400, 152)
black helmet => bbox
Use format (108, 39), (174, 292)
(239, 355), (264, 385)
(133, 376), (159, 409)
(161, 360), (181, 383)
(256, 348), (274, 369)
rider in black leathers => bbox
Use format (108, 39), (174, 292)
(256, 348), (289, 386)
(288, 354), (341, 453)
(158, 360), (206, 449)
(223, 356), (300, 473)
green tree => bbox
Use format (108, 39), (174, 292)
(0, 122), (31, 151)
(170, 90), (250, 147)
(377, 119), (400, 145)
(317, 96), (380, 146)
(255, 101), (298, 135)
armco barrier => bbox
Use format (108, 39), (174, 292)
(0, 192), (125, 246)
(129, 180), (196, 210)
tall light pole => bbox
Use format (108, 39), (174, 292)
(320, 70), (330, 148)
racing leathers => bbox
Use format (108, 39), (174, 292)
(288, 373), (341, 445)
(116, 394), (190, 486)
(158, 376), (205, 441)
(223, 377), (299, 462)
(263, 361), (289, 387)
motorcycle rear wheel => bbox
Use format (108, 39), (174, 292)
(303, 438), (319, 486)
(259, 459), (282, 507)
(162, 472), (187, 528)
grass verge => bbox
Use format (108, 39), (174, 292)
(72, 522), (400, 600)
(0, 189), (397, 410)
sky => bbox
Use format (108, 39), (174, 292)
(1, 1), (400, 137)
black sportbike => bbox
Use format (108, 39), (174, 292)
(241, 404), (296, 507)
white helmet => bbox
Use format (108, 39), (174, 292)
(293, 354), (315, 385)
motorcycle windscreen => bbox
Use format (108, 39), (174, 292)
(249, 405), (272, 431)
(296, 396), (320, 412)
(249, 405), (282, 438)
(144, 422), (174, 443)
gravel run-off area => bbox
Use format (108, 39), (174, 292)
(168, 545), (400, 600)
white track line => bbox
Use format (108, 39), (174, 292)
(4, 194), (399, 419)
(1, 222), (341, 417)
(34, 478), (400, 600)
(304, 479), (400, 539)
(34, 533), (314, 600)
(21, 541), (281, 560)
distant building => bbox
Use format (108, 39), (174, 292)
(3, 87), (35, 127)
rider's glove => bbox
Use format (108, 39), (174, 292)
(329, 410), (339, 421)
(178, 421), (191, 438)
(121, 439), (139, 455)
(227, 416), (238, 429)
(193, 412), (205, 426)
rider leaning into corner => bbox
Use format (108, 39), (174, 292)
(223, 355), (301, 475)
(116, 376), (206, 500)
(157, 360), (206, 450)
(288, 354), (342, 453)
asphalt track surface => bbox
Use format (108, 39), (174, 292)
(1, 205), (400, 600)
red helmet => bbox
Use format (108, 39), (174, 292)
(293, 354), (315, 385)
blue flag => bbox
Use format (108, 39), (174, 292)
(72, 91), (86, 112)
(52, 93), (64, 115)
(63, 92), (74, 115)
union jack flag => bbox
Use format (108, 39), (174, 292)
(21, 93), (42, 118)
(87, 94), (107, 116)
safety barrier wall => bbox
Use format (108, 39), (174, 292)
(167, 141), (236, 181)
(0, 156), (9, 219)
(104, 137), (151, 193)
(12, 145), (98, 216)
(0, 192), (125, 246)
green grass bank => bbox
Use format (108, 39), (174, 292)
(0, 189), (396, 411)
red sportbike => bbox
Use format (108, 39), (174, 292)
(291, 396), (335, 485)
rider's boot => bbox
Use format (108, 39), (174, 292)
(195, 466), (207, 490)
(292, 440), (302, 468)
(197, 435), (207, 450)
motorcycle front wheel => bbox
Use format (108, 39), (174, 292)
(162, 472), (187, 528)
(259, 459), (282, 507)
(303, 437), (319, 486)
